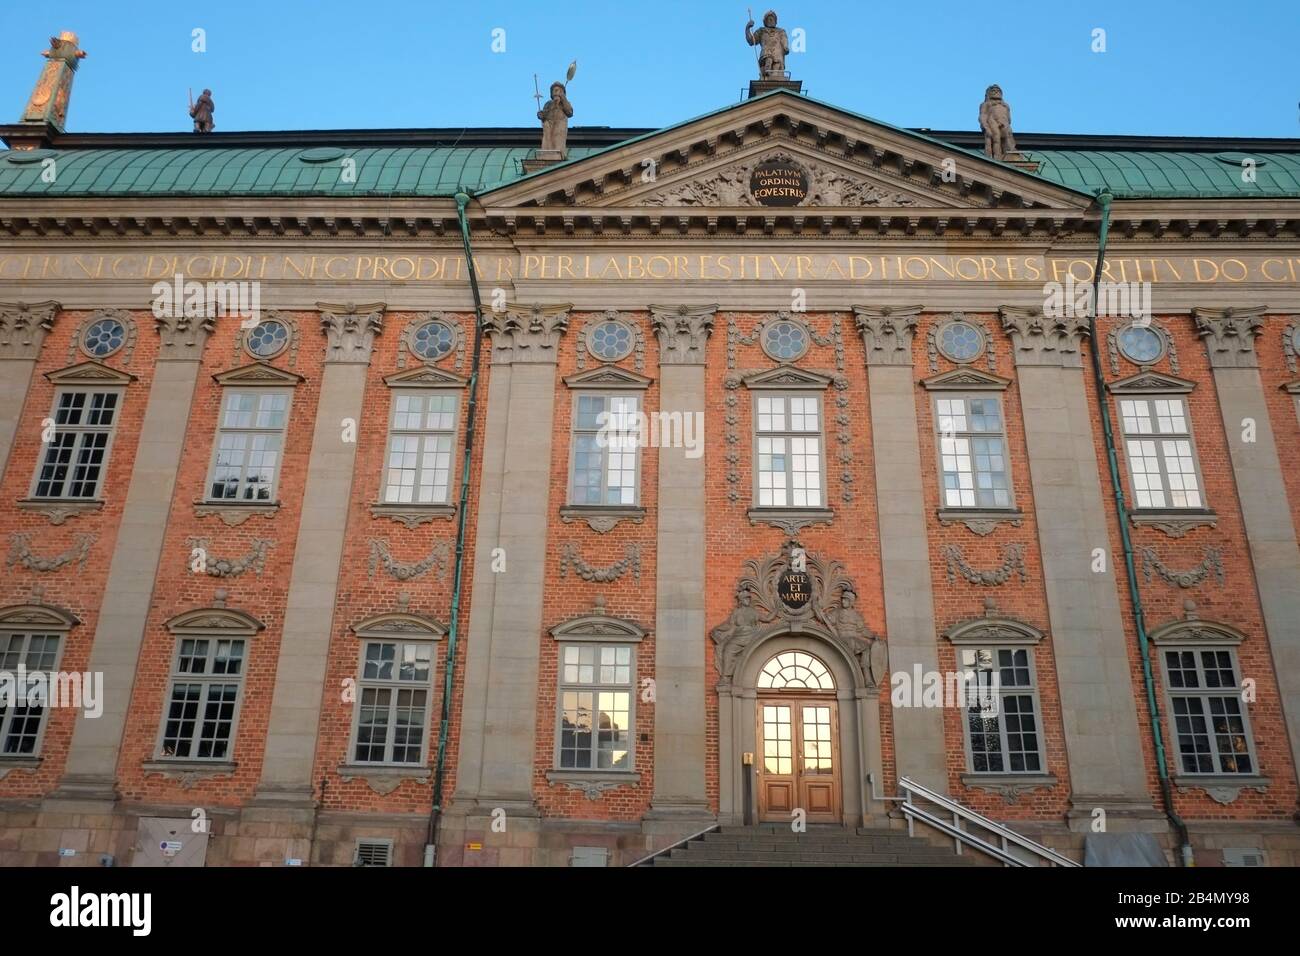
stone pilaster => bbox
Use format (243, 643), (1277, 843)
(854, 305), (947, 791)
(646, 305), (715, 821)
(1194, 307), (1300, 779)
(0, 301), (59, 478)
(254, 303), (384, 806)
(55, 312), (213, 801)
(452, 303), (569, 816)
(999, 307), (1154, 821)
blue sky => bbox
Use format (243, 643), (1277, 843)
(1, 0), (1297, 136)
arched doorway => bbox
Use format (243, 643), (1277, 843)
(755, 650), (841, 822)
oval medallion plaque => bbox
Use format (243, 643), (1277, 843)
(750, 159), (808, 207)
(778, 569), (812, 610)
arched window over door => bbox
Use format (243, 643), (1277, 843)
(757, 650), (835, 691)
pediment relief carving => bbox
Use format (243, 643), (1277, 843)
(482, 93), (1091, 213)
(563, 366), (653, 390)
(165, 606), (265, 637)
(944, 600), (1043, 645)
(212, 361), (304, 386)
(1107, 370), (1196, 394)
(383, 366), (468, 389)
(550, 600), (647, 643)
(921, 367), (1011, 391)
(352, 610), (446, 640)
(45, 360), (135, 385)
(738, 365), (834, 390)
(0, 603), (78, 631)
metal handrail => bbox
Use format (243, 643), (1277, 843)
(626, 822), (720, 868)
(898, 776), (1079, 867)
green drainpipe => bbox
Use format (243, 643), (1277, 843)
(1080, 187), (1193, 866)
(425, 190), (489, 865)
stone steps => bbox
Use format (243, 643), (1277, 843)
(647, 824), (973, 867)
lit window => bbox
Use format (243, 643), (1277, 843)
(757, 651), (835, 690)
(1162, 648), (1256, 775)
(570, 393), (640, 506)
(558, 644), (633, 770)
(352, 640), (434, 765)
(754, 394), (822, 508)
(0, 632), (62, 756)
(207, 390), (289, 501)
(962, 646), (1044, 774)
(1118, 397), (1203, 509)
(159, 638), (246, 760)
(383, 392), (458, 504)
(935, 396), (1011, 509)
(31, 390), (120, 500)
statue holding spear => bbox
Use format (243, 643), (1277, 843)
(536, 61), (576, 158)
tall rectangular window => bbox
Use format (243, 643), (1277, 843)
(352, 640), (434, 765)
(557, 644), (632, 771)
(935, 396), (1011, 509)
(0, 632), (61, 756)
(31, 390), (119, 499)
(754, 394), (822, 508)
(1162, 648), (1255, 775)
(383, 392), (458, 505)
(570, 394), (639, 506)
(160, 638), (246, 760)
(961, 646), (1044, 774)
(207, 390), (289, 501)
(1118, 397), (1204, 509)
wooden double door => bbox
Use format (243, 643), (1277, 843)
(757, 696), (842, 822)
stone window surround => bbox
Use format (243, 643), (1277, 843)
(560, 367), (652, 532)
(1149, 618), (1268, 802)
(548, 606), (645, 785)
(201, 386), (295, 507)
(944, 611), (1051, 785)
(0, 602), (78, 771)
(27, 374), (130, 504)
(1108, 373), (1215, 527)
(744, 367), (834, 531)
(337, 608), (445, 790)
(148, 605), (263, 773)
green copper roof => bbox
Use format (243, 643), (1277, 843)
(0, 145), (604, 198)
(1024, 149), (1300, 198)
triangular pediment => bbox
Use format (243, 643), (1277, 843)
(213, 361), (304, 386)
(45, 360), (136, 385)
(486, 90), (1092, 213)
(741, 365), (834, 390)
(384, 366), (468, 388)
(563, 366), (654, 390)
(1107, 370), (1196, 394)
(922, 367), (1011, 391)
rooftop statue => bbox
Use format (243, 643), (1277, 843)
(190, 88), (215, 134)
(537, 61), (577, 158)
(745, 9), (789, 79)
(979, 84), (1017, 161)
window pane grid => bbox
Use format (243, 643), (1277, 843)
(961, 647), (1042, 774)
(34, 391), (118, 499)
(208, 391), (288, 501)
(936, 397), (1011, 509)
(755, 394), (823, 508)
(571, 394), (639, 506)
(1164, 648), (1254, 775)
(353, 641), (434, 764)
(558, 644), (632, 771)
(0, 632), (61, 755)
(1119, 398), (1203, 510)
(384, 392), (458, 505)
(160, 639), (246, 760)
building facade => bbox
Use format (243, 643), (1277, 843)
(2, 44), (1300, 867)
